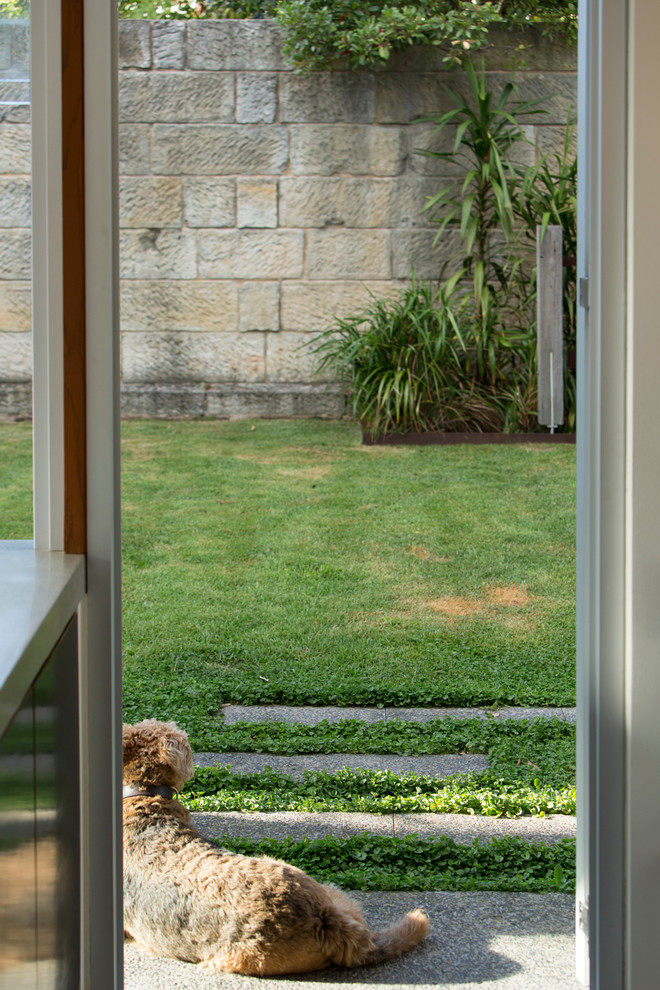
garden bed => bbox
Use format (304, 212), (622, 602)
(362, 430), (576, 446)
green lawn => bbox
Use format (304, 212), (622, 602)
(1, 419), (576, 889)
(0, 419), (576, 740)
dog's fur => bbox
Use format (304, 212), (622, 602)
(123, 719), (429, 976)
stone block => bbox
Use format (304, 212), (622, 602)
(119, 71), (234, 124)
(236, 73), (278, 124)
(386, 45), (455, 73)
(0, 79), (30, 109)
(290, 125), (405, 177)
(280, 176), (436, 229)
(119, 229), (197, 279)
(280, 73), (374, 123)
(198, 230), (303, 279)
(119, 124), (151, 175)
(0, 329), (31, 381)
(0, 105), (30, 125)
(152, 124), (289, 176)
(409, 121), (536, 176)
(506, 73), (578, 126)
(152, 21), (186, 70)
(266, 331), (329, 383)
(186, 20), (287, 71)
(392, 228), (464, 279)
(381, 69), (574, 129)
(281, 279), (406, 332)
(205, 382), (345, 419)
(0, 381), (31, 421)
(481, 27), (577, 72)
(119, 176), (182, 229)
(0, 281), (31, 332)
(0, 176), (30, 227)
(384, 29), (575, 74)
(536, 123), (578, 164)
(121, 330), (265, 383)
(377, 70), (546, 125)
(0, 124), (31, 173)
(408, 122), (472, 177)
(306, 229), (391, 279)
(375, 73), (453, 124)
(10, 22), (29, 72)
(0, 229), (30, 280)
(237, 178), (277, 228)
(183, 177), (235, 228)
(121, 280), (238, 333)
(118, 20), (151, 69)
(121, 383), (205, 419)
(240, 282), (279, 332)
(0, 23), (11, 70)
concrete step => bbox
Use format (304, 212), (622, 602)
(191, 809), (576, 846)
(219, 704), (576, 726)
(193, 751), (490, 778)
(124, 890), (581, 990)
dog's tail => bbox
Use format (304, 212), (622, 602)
(320, 908), (429, 968)
(362, 910), (429, 965)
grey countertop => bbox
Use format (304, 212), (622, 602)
(0, 540), (85, 736)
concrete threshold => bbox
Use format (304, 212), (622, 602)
(124, 890), (581, 990)
(191, 809), (576, 846)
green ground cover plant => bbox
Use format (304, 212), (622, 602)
(208, 833), (575, 893)
(0, 419), (576, 717)
(183, 716), (576, 817)
(185, 766), (575, 817)
(177, 715), (575, 778)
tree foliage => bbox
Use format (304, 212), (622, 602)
(116, 2), (577, 72)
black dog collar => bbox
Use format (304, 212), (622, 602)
(122, 784), (177, 800)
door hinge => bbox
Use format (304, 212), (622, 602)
(578, 899), (589, 937)
(579, 277), (589, 309)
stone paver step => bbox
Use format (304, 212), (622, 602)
(191, 809), (576, 846)
(124, 891), (581, 990)
(193, 751), (489, 778)
(219, 704), (576, 725)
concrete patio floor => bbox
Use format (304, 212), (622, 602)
(124, 891), (582, 990)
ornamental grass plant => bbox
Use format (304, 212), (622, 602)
(312, 276), (538, 437)
(313, 64), (577, 436)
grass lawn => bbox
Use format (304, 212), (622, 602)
(0, 419), (576, 740)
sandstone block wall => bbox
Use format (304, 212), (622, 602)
(0, 18), (576, 420)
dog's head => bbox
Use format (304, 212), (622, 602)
(122, 720), (194, 792)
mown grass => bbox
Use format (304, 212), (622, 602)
(0, 421), (32, 537)
(0, 419), (576, 724)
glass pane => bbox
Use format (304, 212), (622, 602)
(0, 0), (32, 539)
(0, 690), (37, 990)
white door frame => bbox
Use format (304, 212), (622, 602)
(577, 0), (660, 985)
(31, 0), (122, 986)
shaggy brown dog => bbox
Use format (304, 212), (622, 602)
(123, 719), (429, 976)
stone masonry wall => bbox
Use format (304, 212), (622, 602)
(0, 19), (576, 420)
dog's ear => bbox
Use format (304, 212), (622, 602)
(158, 726), (194, 787)
(122, 723), (140, 767)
